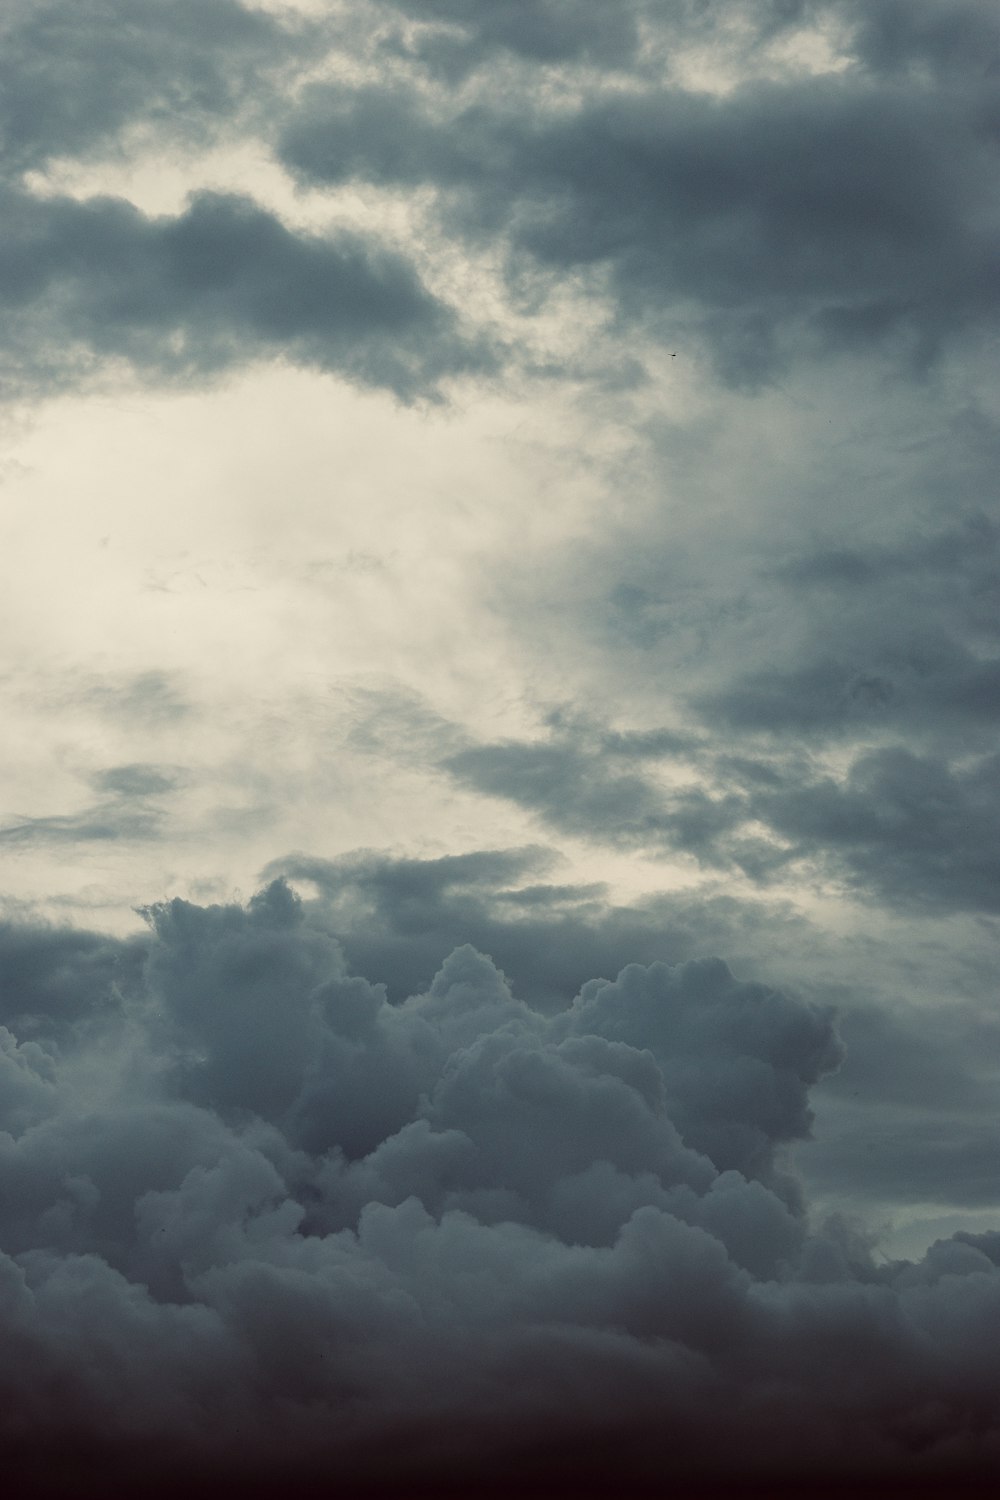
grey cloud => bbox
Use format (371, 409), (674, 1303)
(0, 879), (999, 1493)
(756, 747), (1000, 915)
(386, 0), (641, 75)
(387, 1), (852, 81)
(525, 412), (1000, 921)
(0, 762), (183, 851)
(0, 0), (312, 173)
(438, 687), (1000, 911)
(802, 1112), (1000, 1212)
(280, 4), (1000, 383)
(0, 187), (489, 402)
(820, 1002), (1000, 1116)
(591, 400), (1000, 744)
(702, 649), (1000, 738)
(795, 990), (1000, 1220)
(701, 510), (1000, 743)
(846, 0), (1000, 80)
(0, 2), (492, 404)
(444, 738), (746, 862)
(6, 0), (993, 403)
(90, 764), (182, 799)
(0, 921), (139, 1041)
(0, 807), (165, 847)
(3, 0), (994, 404)
(560, 958), (843, 1186)
(264, 850), (1000, 1231)
(267, 845), (761, 1009)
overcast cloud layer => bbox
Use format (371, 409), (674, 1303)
(1, 1), (999, 1494)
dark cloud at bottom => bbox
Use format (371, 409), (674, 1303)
(1, 877), (999, 1497)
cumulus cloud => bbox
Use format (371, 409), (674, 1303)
(1, 879), (999, 1494)
(264, 844), (771, 1007)
(2, 3), (999, 1493)
(267, 848), (1000, 1244)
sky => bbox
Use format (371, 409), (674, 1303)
(1, 1), (999, 1494)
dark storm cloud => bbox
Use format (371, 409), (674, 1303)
(265, 844), (770, 1009)
(0, 919), (140, 1040)
(7, 0), (995, 399)
(275, 847), (1000, 1224)
(803, 1112), (1000, 1212)
(385, 0), (641, 75)
(0, 0), (310, 173)
(3, 2), (999, 1489)
(845, 0), (1000, 78)
(385, 0), (845, 79)
(702, 509), (1000, 743)
(0, 187), (488, 401)
(280, 0), (1000, 382)
(754, 747), (1000, 915)
(801, 994), (1000, 1217)
(1, 877), (999, 1494)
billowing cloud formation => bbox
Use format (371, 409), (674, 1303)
(2, 881), (999, 1494)
(2, 3), (999, 1494)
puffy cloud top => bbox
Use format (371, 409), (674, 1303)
(1, 882), (998, 1494)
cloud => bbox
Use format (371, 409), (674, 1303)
(699, 508), (1000, 744)
(268, 848), (1000, 1228)
(5, 0), (996, 402)
(0, 2), (495, 403)
(0, 0), (310, 173)
(0, 186), (490, 402)
(89, 765), (182, 800)
(0, 762), (185, 851)
(265, 844), (767, 1008)
(437, 682), (1000, 914)
(444, 736), (747, 866)
(846, 0), (1000, 79)
(385, 0), (642, 76)
(2, 3), (998, 1492)
(279, 0), (1000, 383)
(0, 878), (998, 1493)
(754, 747), (1000, 914)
